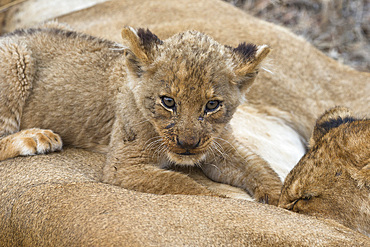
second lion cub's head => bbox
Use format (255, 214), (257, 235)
(121, 27), (270, 165)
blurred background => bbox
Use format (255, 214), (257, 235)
(0, 0), (368, 72)
(225, 0), (369, 72)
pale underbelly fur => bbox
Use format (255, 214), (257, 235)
(231, 106), (306, 181)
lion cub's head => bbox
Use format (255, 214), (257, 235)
(279, 107), (370, 236)
(121, 27), (270, 165)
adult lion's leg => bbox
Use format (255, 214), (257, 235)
(0, 39), (62, 161)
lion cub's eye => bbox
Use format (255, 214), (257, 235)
(161, 96), (176, 109)
(205, 100), (220, 112)
(302, 195), (312, 201)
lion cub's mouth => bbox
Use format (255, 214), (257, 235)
(164, 138), (210, 165)
(167, 150), (207, 166)
(177, 150), (196, 156)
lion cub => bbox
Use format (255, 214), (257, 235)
(279, 107), (369, 236)
(0, 24), (281, 204)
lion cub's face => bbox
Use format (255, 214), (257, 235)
(121, 28), (270, 165)
(279, 107), (370, 236)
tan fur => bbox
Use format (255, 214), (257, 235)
(1, 148), (369, 246)
(50, 0), (369, 181)
(1, 0), (368, 184)
(0, 25), (281, 204)
(53, 0), (369, 138)
(0, 0), (370, 245)
(279, 107), (370, 236)
(0, 128), (62, 160)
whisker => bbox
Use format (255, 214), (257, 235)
(214, 137), (244, 159)
(200, 145), (222, 174)
(143, 136), (162, 149)
(213, 142), (231, 169)
(109, 44), (128, 51)
(212, 140), (231, 162)
(205, 151), (222, 173)
(205, 145), (217, 160)
(145, 139), (162, 149)
(214, 137), (260, 167)
(154, 142), (168, 157)
(143, 136), (164, 162)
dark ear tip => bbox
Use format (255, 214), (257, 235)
(310, 106), (356, 146)
(137, 28), (163, 46)
(233, 42), (258, 61)
(316, 106), (354, 128)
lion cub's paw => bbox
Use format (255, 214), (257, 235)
(254, 187), (281, 206)
(14, 128), (63, 156)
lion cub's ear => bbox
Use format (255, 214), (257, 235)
(232, 43), (270, 92)
(121, 27), (163, 76)
(309, 106), (355, 148)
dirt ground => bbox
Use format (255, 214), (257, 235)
(225, 0), (369, 72)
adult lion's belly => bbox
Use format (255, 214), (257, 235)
(231, 106), (306, 181)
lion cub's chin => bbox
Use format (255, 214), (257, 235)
(167, 152), (207, 166)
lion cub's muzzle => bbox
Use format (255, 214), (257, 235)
(165, 135), (209, 165)
(175, 136), (201, 155)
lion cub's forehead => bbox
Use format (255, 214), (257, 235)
(157, 65), (218, 103)
(160, 31), (231, 61)
(152, 31), (234, 97)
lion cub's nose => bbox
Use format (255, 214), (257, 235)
(176, 137), (201, 150)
